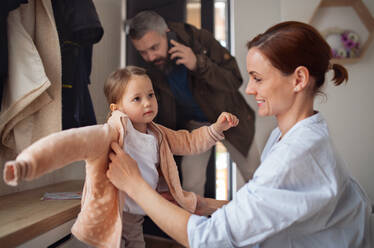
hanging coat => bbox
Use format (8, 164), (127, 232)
(0, 0), (28, 111)
(0, 0), (62, 165)
(51, 0), (104, 129)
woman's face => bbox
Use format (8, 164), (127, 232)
(245, 47), (295, 119)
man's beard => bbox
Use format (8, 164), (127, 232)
(149, 57), (176, 75)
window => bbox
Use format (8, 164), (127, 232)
(186, 0), (201, 28)
(187, 0), (233, 201)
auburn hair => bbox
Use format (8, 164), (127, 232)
(247, 21), (348, 95)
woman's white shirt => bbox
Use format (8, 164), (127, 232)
(187, 113), (372, 248)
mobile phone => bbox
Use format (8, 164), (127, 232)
(167, 31), (177, 49)
(167, 31), (178, 64)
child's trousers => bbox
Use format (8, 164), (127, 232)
(121, 212), (145, 248)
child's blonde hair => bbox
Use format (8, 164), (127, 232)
(104, 66), (148, 105)
(104, 66), (148, 119)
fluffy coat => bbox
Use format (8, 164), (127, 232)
(3, 110), (224, 247)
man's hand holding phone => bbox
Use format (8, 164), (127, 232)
(168, 38), (197, 71)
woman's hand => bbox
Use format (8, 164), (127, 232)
(214, 112), (239, 134)
(106, 142), (144, 197)
(107, 144), (191, 247)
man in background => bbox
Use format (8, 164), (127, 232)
(126, 10), (258, 197)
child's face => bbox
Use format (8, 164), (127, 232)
(115, 75), (158, 129)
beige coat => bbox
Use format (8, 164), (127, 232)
(3, 110), (224, 248)
(0, 0), (61, 165)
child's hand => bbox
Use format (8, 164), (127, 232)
(215, 112), (239, 133)
(3, 160), (27, 186)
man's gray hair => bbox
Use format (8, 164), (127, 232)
(125, 11), (168, 40)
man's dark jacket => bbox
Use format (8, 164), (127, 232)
(148, 22), (255, 157)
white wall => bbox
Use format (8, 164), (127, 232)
(90, 0), (123, 124)
(232, 0), (280, 154)
(233, 0), (374, 203)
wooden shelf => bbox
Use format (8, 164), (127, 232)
(331, 57), (361, 64)
(310, 0), (374, 63)
(0, 180), (84, 248)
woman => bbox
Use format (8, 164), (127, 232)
(106, 21), (372, 248)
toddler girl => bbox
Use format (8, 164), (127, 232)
(3, 66), (238, 248)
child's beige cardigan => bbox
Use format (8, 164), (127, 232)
(3, 110), (224, 248)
